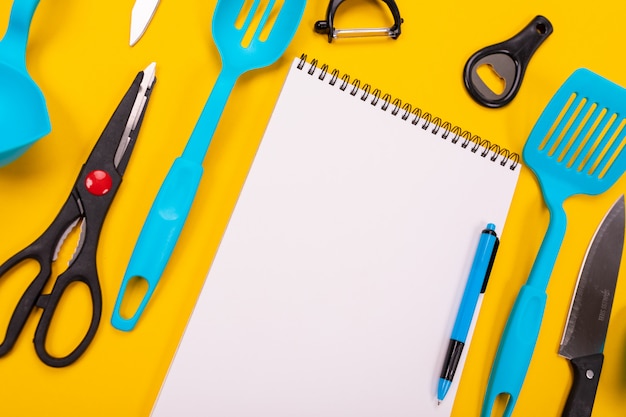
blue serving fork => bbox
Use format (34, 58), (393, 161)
(111, 0), (307, 331)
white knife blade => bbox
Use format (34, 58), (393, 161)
(130, 0), (160, 46)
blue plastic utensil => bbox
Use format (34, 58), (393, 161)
(0, 0), (50, 167)
(482, 68), (626, 417)
(111, 0), (307, 331)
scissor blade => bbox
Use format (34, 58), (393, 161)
(52, 218), (83, 263)
(113, 62), (157, 168)
(130, 0), (160, 46)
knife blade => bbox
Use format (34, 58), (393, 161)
(558, 195), (625, 417)
(130, 0), (160, 46)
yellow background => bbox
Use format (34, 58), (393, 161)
(1, 0), (626, 416)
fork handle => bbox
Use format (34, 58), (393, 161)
(112, 68), (240, 331)
(481, 285), (547, 417)
(181, 68), (239, 163)
(111, 157), (203, 331)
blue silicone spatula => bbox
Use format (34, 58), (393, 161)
(111, 0), (306, 331)
(0, 0), (50, 167)
(481, 68), (626, 417)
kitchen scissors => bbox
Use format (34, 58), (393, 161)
(0, 63), (156, 367)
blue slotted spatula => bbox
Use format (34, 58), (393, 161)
(111, 0), (307, 331)
(482, 68), (626, 417)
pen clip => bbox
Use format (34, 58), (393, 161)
(481, 234), (499, 293)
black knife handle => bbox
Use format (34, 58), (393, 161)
(562, 353), (604, 417)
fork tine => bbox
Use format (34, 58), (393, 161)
(246, 0), (306, 56)
(250, 0), (277, 40)
(236, 0), (262, 34)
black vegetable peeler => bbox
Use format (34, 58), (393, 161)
(314, 0), (403, 42)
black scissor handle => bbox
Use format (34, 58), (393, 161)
(0, 250), (52, 357)
(33, 266), (102, 368)
(32, 188), (104, 368)
(463, 15), (553, 108)
(0, 192), (93, 367)
(0, 195), (79, 357)
(0, 242), (101, 367)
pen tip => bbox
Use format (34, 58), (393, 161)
(437, 401), (441, 406)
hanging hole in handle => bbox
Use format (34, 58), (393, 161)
(493, 393), (512, 417)
(535, 22), (548, 35)
(485, 393), (514, 417)
(116, 276), (150, 321)
(43, 280), (93, 359)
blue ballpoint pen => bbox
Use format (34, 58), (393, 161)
(437, 223), (499, 404)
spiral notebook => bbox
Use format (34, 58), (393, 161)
(151, 55), (521, 417)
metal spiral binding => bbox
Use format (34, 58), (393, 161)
(297, 54), (520, 170)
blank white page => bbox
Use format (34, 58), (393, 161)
(151, 56), (521, 417)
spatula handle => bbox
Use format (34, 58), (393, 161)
(527, 201), (568, 288)
(481, 285), (547, 417)
(0, 0), (41, 68)
(482, 205), (567, 416)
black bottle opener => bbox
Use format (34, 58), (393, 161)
(463, 15), (553, 108)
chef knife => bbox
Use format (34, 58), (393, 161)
(130, 0), (160, 46)
(558, 195), (625, 417)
